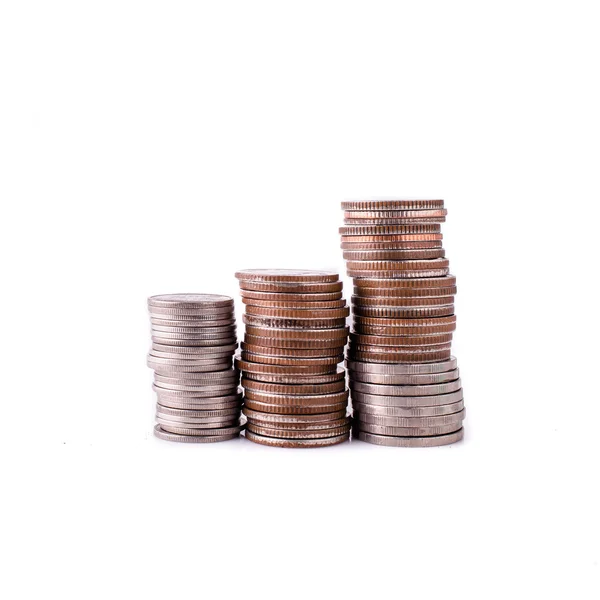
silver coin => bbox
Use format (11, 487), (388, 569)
(151, 336), (237, 347)
(153, 380), (239, 393)
(148, 294), (234, 309)
(149, 361), (233, 374)
(349, 379), (461, 397)
(345, 357), (457, 374)
(151, 343), (238, 356)
(157, 405), (242, 419)
(351, 399), (464, 417)
(356, 421), (462, 436)
(153, 425), (239, 443)
(150, 317), (236, 327)
(152, 383), (240, 397)
(156, 414), (240, 427)
(151, 324), (237, 335)
(355, 429), (464, 447)
(354, 408), (465, 428)
(154, 370), (239, 383)
(149, 310), (234, 321)
(156, 396), (242, 410)
(349, 369), (459, 385)
(350, 389), (463, 407)
(150, 329), (236, 339)
(159, 422), (245, 437)
(244, 429), (349, 448)
(242, 407), (348, 424)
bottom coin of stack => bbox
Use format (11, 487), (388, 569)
(235, 269), (351, 448)
(347, 357), (465, 447)
(147, 293), (244, 443)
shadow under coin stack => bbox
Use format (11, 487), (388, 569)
(147, 294), (244, 443)
(234, 270), (351, 448)
(339, 200), (466, 447)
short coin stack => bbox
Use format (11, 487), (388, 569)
(234, 270), (351, 448)
(340, 200), (465, 447)
(147, 294), (244, 443)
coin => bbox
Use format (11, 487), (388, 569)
(150, 317), (236, 327)
(349, 343), (453, 356)
(242, 378), (346, 395)
(244, 388), (349, 405)
(243, 370), (344, 385)
(235, 269), (339, 283)
(354, 275), (457, 289)
(349, 379), (461, 397)
(351, 324), (456, 336)
(351, 295), (455, 307)
(356, 421), (461, 436)
(244, 399), (349, 415)
(239, 280), (343, 293)
(156, 414), (240, 427)
(354, 408), (465, 428)
(159, 423), (245, 437)
(153, 383), (240, 398)
(340, 234), (443, 244)
(339, 225), (441, 236)
(242, 298), (347, 309)
(355, 429), (463, 447)
(245, 325), (349, 340)
(151, 363), (234, 376)
(346, 258), (450, 272)
(350, 389), (463, 407)
(247, 423), (351, 439)
(350, 369), (459, 385)
(154, 369), (239, 383)
(352, 305), (454, 318)
(241, 290), (343, 302)
(153, 425), (240, 443)
(157, 405), (242, 419)
(343, 249), (445, 261)
(150, 324), (237, 334)
(152, 336), (238, 347)
(148, 294), (234, 309)
(242, 407), (348, 424)
(344, 218), (445, 225)
(157, 396), (242, 410)
(235, 358), (339, 375)
(243, 334), (347, 350)
(246, 418), (351, 432)
(353, 314), (457, 327)
(346, 357), (458, 374)
(353, 286), (457, 298)
(241, 351), (343, 367)
(151, 342), (238, 356)
(244, 429), (349, 448)
(242, 340), (344, 357)
(243, 315), (347, 330)
(341, 200), (445, 211)
(341, 240), (443, 250)
(348, 268), (450, 278)
(343, 209), (448, 220)
(348, 349), (452, 363)
(351, 400), (464, 417)
(245, 306), (349, 319)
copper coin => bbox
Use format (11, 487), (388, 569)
(353, 285), (457, 298)
(346, 357), (457, 374)
(340, 234), (443, 244)
(243, 315), (347, 330)
(354, 275), (457, 289)
(244, 325), (349, 340)
(356, 422), (461, 436)
(241, 351), (343, 367)
(242, 341), (344, 357)
(352, 400), (464, 417)
(243, 369), (345, 385)
(340, 240), (443, 250)
(148, 294), (234, 309)
(244, 388), (348, 405)
(353, 315), (456, 328)
(344, 218), (445, 225)
(343, 209), (448, 220)
(349, 333), (453, 347)
(348, 269), (450, 279)
(240, 290), (343, 302)
(339, 225), (441, 236)
(352, 305), (454, 318)
(343, 249), (445, 261)
(235, 358), (339, 376)
(346, 258), (450, 272)
(242, 334), (347, 350)
(351, 323), (456, 336)
(354, 409), (465, 429)
(350, 369), (459, 385)
(238, 280), (343, 293)
(235, 269), (339, 283)
(247, 423), (351, 439)
(349, 343), (452, 355)
(245, 306), (350, 319)
(244, 399), (348, 415)
(341, 200), (444, 211)
(245, 429), (349, 448)
(349, 379), (462, 397)
(350, 389), (463, 407)
(242, 378), (346, 395)
(356, 429), (463, 447)
(153, 425), (239, 443)
(242, 407), (347, 424)
(246, 418), (351, 432)
(351, 295), (455, 307)
(348, 349), (452, 363)
(242, 298), (347, 309)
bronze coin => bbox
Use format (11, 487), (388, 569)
(341, 200), (444, 211)
(344, 218), (445, 225)
(242, 407), (348, 424)
(352, 305), (455, 318)
(242, 368), (345, 385)
(343, 249), (445, 261)
(349, 342), (452, 354)
(238, 280), (343, 293)
(354, 315), (457, 328)
(244, 325), (349, 340)
(241, 378), (346, 395)
(353, 285), (457, 298)
(244, 399), (349, 415)
(353, 275), (456, 289)
(242, 335), (347, 350)
(350, 333), (453, 347)
(339, 225), (441, 236)
(235, 269), (339, 283)
(241, 341), (345, 357)
(343, 209), (448, 220)
(242, 298), (347, 309)
(235, 358), (339, 376)
(243, 388), (349, 405)
(246, 418), (351, 432)
(348, 349), (452, 363)
(346, 258), (450, 272)
(340, 234), (443, 244)
(244, 429), (350, 448)
(352, 323), (456, 336)
(341, 240), (443, 250)
(240, 351), (343, 367)
(349, 269), (450, 279)
(246, 422), (351, 439)
(245, 305), (349, 319)
(241, 289), (343, 301)
(243, 315), (347, 329)
(351, 294), (455, 307)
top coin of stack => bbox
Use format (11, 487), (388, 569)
(339, 200), (465, 447)
(234, 269), (351, 448)
(147, 294), (244, 443)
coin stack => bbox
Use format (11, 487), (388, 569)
(147, 294), (244, 443)
(340, 200), (466, 447)
(234, 270), (351, 448)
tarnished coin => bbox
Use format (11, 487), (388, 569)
(355, 429), (463, 447)
(241, 350), (343, 367)
(242, 377), (346, 395)
(239, 280), (343, 293)
(235, 358), (339, 375)
(352, 305), (454, 318)
(350, 389), (463, 407)
(153, 425), (240, 443)
(343, 209), (447, 220)
(235, 269), (339, 283)
(348, 349), (452, 363)
(339, 225), (441, 236)
(240, 290), (343, 301)
(354, 408), (465, 428)
(243, 369), (345, 385)
(245, 306), (349, 319)
(243, 315), (347, 330)
(242, 407), (347, 424)
(352, 399), (464, 417)
(348, 268), (450, 278)
(245, 325), (349, 340)
(341, 200), (445, 211)
(242, 340), (344, 357)
(244, 399), (348, 415)
(352, 295), (455, 307)
(244, 388), (348, 405)
(343, 249), (445, 261)
(349, 379), (461, 397)
(353, 285), (457, 298)
(242, 298), (347, 309)
(356, 421), (462, 436)
(353, 275), (456, 289)
(148, 294), (234, 309)
(346, 357), (458, 374)
(245, 429), (349, 448)
(350, 368), (459, 385)
(247, 422), (351, 439)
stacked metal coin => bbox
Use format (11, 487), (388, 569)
(340, 200), (465, 447)
(234, 269), (351, 448)
(147, 294), (244, 443)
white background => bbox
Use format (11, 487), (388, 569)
(1, 1), (599, 598)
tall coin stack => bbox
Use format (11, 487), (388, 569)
(340, 200), (466, 447)
(234, 270), (351, 448)
(147, 294), (244, 443)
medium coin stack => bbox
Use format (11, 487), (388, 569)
(147, 294), (244, 443)
(340, 200), (466, 447)
(234, 269), (351, 448)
